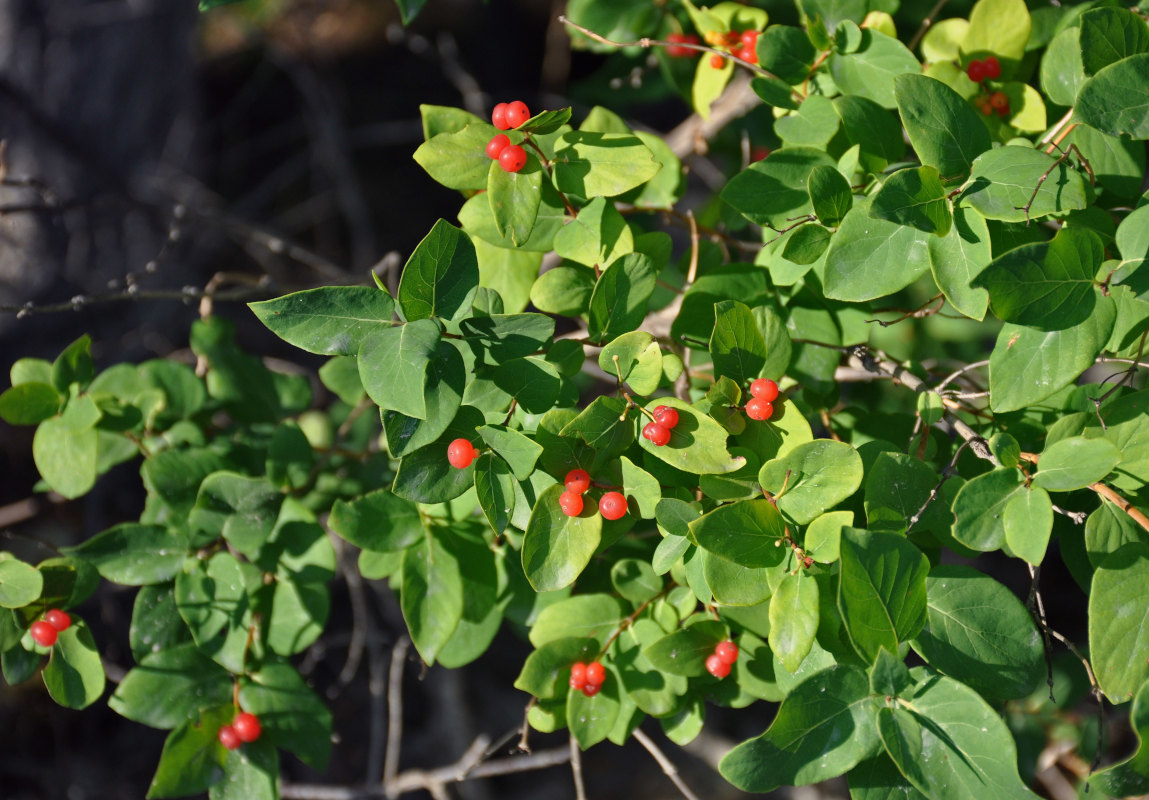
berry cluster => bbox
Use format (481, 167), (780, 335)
(745, 378), (778, 421)
(705, 639), (739, 679)
(570, 660), (606, 697)
(665, 32), (700, 58)
(976, 90), (1011, 119)
(965, 56), (1001, 83)
(447, 438), (479, 469)
(29, 608), (71, 647)
(558, 468), (629, 521)
(641, 405), (679, 447)
(706, 29), (759, 68)
(218, 711), (262, 750)
(486, 101), (531, 174)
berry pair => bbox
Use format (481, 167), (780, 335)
(570, 660), (606, 697)
(665, 32), (700, 58)
(708, 29), (759, 68)
(745, 378), (778, 422)
(447, 438), (479, 469)
(218, 712), (262, 750)
(29, 609), (72, 648)
(705, 639), (739, 679)
(966, 56), (1001, 83)
(976, 91), (1010, 118)
(558, 469), (628, 521)
(642, 405), (679, 447)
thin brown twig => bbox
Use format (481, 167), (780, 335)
(908, 0), (953, 52)
(383, 635), (411, 789)
(570, 735), (587, 800)
(632, 728), (703, 800)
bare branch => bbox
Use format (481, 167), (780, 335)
(632, 728), (702, 800)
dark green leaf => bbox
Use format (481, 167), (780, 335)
(1079, 8), (1149, 76)
(838, 528), (929, 661)
(895, 74), (991, 185)
(401, 526), (464, 665)
(110, 643), (232, 729)
(248, 286), (396, 356)
(66, 523), (188, 586)
(1090, 543), (1149, 702)
(808, 165), (853, 227)
(146, 705), (229, 798)
(522, 484), (603, 591)
(870, 166), (952, 236)
(759, 440), (864, 525)
(689, 498), (786, 568)
(397, 219), (479, 322)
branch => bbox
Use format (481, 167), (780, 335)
(383, 635), (410, 789)
(570, 734), (587, 800)
(908, 0), (952, 52)
(632, 728), (702, 800)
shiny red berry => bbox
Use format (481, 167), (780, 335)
(233, 712), (262, 743)
(559, 490), (584, 517)
(599, 492), (627, 521)
(565, 468), (591, 494)
(30, 620), (57, 647)
(709, 53), (726, 69)
(643, 421), (671, 447)
(740, 30), (759, 49)
(749, 378), (779, 401)
(218, 725), (241, 750)
(44, 609), (71, 632)
(504, 101), (531, 128)
(447, 438), (477, 469)
(990, 90), (1008, 110)
(715, 640), (739, 665)
(582, 682), (601, 697)
(486, 134), (510, 160)
(570, 662), (587, 686)
(491, 103), (510, 130)
(653, 406), (679, 429)
(706, 653), (731, 679)
(745, 398), (774, 421)
(498, 144), (527, 173)
(967, 59), (987, 82)
(984, 56), (1001, 79)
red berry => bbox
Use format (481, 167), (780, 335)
(966, 59), (987, 83)
(447, 438), (477, 469)
(233, 712), (262, 743)
(977, 97), (993, 116)
(643, 421), (671, 447)
(750, 146), (770, 163)
(218, 725), (241, 750)
(30, 620), (57, 647)
(745, 398), (774, 421)
(653, 406), (679, 429)
(666, 33), (699, 58)
(599, 491), (627, 521)
(559, 490), (584, 517)
(498, 144), (527, 173)
(491, 103), (510, 130)
(749, 378), (779, 401)
(984, 56), (1001, 79)
(990, 90), (1008, 110)
(709, 53), (726, 69)
(570, 662), (587, 686)
(504, 101), (531, 128)
(729, 45), (746, 61)
(741, 30), (759, 48)
(44, 609), (71, 632)
(706, 653), (731, 679)
(997, 102), (1011, 118)
(715, 640), (739, 665)
(582, 682), (601, 697)
(585, 661), (605, 686)
(486, 134), (510, 160)
(565, 468), (591, 494)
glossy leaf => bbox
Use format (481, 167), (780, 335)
(759, 439), (863, 525)
(249, 287), (396, 356)
(1089, 543), (1149, 702)
(522, 484), (604, 591)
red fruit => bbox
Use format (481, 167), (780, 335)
(709, 53), (726, 69)
(643, 421), (671, 447)
(30, 620), (57, 647)
(984, 56), (1001, 79)
(218, 725), (241, 750)
(498, 144), (527, 173)
(997, 102), (1011, 118)
(977, 97), (993, 116)
(599, 491), (627, 521)
(44, 609), (71, 632)
(570, 662), (587, 687)
(491, 103), (510, 130)
(749, 378), (779, 401)
(486, 134), (510, 160)
(745, 398), (774, 421)
(559, 490), (584, 517)
(504, 101), (531, 128)
(966, 59), (987, 83)
(740, 30), (759, 49)
(990, 90), (1008, 110)
(447, 438), (477, 469)
(582, 682), (601, 697)
(233, 712), (262, 743)
(666, 33), (690, 58)
(750, 146), (771, 163)
(715, 640), (739, 665)
(585, 661), (605, 686)
(729, 45), (746, 61)
(706, 653), (731, 679)
(653, 406), (679, 429)
(565, 468), (591, 494)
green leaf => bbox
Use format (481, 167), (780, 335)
(518, 107), (573, 135)
(757, 25), (816, 84)
(691, 49), (734, 119)
(928, 205), (991, 320)
(522, 484), (604, 591)
(0, 557), (43, 608)
(781, 224), (832, 266)
(769, 572), (820, 673)
(239, 660), (332, 770)
(175, 553), (250, 673)
(331, 491), (425, 553)
(391, 406), (486, 504)
(643, 620), (725, 677)
(807, 164), (853, 227)
(559, 396), (633, 466)
(823, 197), (933, 302)
(397, 219), (479, 322)
(722, 148), (838, 229)
(486, 157), (543, 247)
(1090, 543), (1149, 702)
(529, 263), (595, 316)
(461, 313), (555, 363)
(110, 643), (232, 729)
(710, 300), (767, 386)
(638, 397), (746, 475)
(210, 740), (278, 800)
(988, 297), (1115, 413)
(1085, 500), (1145, 570)
(805, 510), (852, 563)
(598, 331), (662, 395)
(51, 335), (94, 393)
(689, 498), (786, 568)
(1091, 679), (1149, 797)
(1033, 435), (1121, 492)
(553, 196), (634, 267)
(42, 621), (106, 709)
(719, 665), (880, 792)
(962, 145), (1089, 224)
(0, 382), (61, 425)
(864, 452), (937, 534)
(1003, 486), (1053, 564)
(776, 94), (841, 149)
(1040, 27), (1087, 107)
(1079, 8), (1149, 77)
(190, 473), (284, 559)
(833, 95), (906, 164)
(477, 424), (542, 480)
(529, 594), (624, 648)
(413, 124), (499, 191)
(877, 706), (924, 786)
(849, 753), (928, 800)
(759, 440), (864, 525)
(587, 252), (658, 342)
(959, 0), (1031, 77)
(514, 637), (599, 698)
(358, 318), (441, 419)
(870, 166), (952, 236)
(248, 286), (396, 356)
(568, 677), (621, 749)
(1065, 123), (1147, 202)
(838, 528), (929, 661)
(911, 564), (1044, 700)
(146, 705), (229, 798)
(552, 131), (661, 198)
(702, 550), (772, 606)
(32, 415), (98, 500)
(401, 526), (464, 665)
(829, 29), (920, 109)
(894, 74), (991, 185)
(951, 467), (1025, 552)
(974, 228), (1103, 327)
(66, 523), (188, 585)
(870, 648), (912, 697)
(617, 455), (661, 519)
